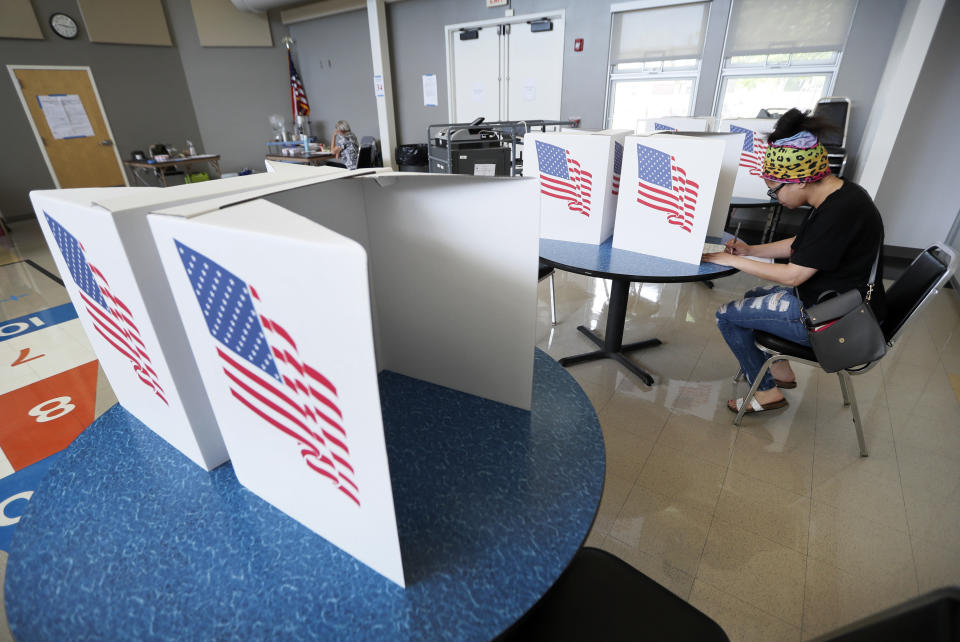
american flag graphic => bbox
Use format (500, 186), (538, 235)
(654, 122), (678, 132)
(175, 241), (359, 507)
(636, 144), (700, 233)
(44, 213), (167, 405)
(611, 142), (623, 196)
(730, 125), (767, 176)
(536, 140), (593, 216)
(289, 50), (310, 118)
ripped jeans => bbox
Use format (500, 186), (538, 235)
(716, 285), (810, 392)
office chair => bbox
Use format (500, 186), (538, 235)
(539, 260), (557, 325)
(732, 244), (959, 457)
(358, 136), (380, 169)
(495, 547), (729, 641)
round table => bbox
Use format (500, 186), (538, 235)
(6, 349), (604, 641)
(540, 237), (737, 385)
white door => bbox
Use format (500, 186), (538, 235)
(506, 19), (564, 121)
(451, 26), (501, 123)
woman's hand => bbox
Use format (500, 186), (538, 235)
(702, 251), (736, 266)
(725, 239), (750, 256)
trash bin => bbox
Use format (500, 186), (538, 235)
(396, 143), (427, 172)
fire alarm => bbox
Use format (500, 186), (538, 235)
(574, 38), (584, 52)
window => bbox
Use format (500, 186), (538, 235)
(715, 0), (857, 119)
(605, 2), (710, 130)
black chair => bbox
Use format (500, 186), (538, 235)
(538, 260), (557, 326)
(495, 547), (729, 641)
(733, 244), (959, 456)
(812, 586), (960, 641)
(357, 136), (380, 169)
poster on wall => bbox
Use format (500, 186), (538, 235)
(612, 135), (727, 265)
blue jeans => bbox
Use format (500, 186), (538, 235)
(716, 285), (810, 392)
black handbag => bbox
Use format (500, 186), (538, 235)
(801, 247), (887, 373)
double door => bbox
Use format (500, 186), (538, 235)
(448, 14), (564, 124)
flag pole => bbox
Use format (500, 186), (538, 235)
(282, 36), (295, 123)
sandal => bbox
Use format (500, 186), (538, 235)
(727, 397), (789, 414)
(775, 378), (797, 389)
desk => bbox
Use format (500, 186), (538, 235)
(124, 155), (221, 187)
(6, 349), (603, 640)
(266, 151), (334, 167)
(540, 238), (737, 385)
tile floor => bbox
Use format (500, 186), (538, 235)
(535, 265), (960, 641)
(3, 217), (959, 641)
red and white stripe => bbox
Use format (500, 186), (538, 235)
(739, 135), (767, 176)
(540, 151), (593, 217)
(611, 171), (620, 196)
(79, 262), (167, 405)
(637, 156), (699, 233)
(248, 287), (359, 506)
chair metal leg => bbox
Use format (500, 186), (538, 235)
(733, 355), (778, 426)
(839, 371), (869, 457)
(837, 372), (851, 407)
(548, 272), (557, 326)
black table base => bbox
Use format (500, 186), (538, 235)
(558, 279), (660, 386)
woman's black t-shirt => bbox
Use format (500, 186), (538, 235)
(790, 180), (886, 319)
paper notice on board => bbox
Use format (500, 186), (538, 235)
(473, 164), (495, 176)
(471, 82), (484, 104)
(38, 94), (95, 139)
(422, 74), (438, 107)
(522, 80), (536, 102)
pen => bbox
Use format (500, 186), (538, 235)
(727, 222), (741, 253)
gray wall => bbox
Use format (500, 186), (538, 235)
(874, 0), (959, 248)
(288, 9), (378, 144)
(387, 0), (616, 146)
(0, 0), (203, 218)
(832, 0), (906, 176)
(165, 2), (291, 174)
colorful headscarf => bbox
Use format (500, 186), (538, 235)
(761, 130), (830, 183)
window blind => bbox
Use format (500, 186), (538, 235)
(610, 2), (709, 64)
(725, 0), (858, 57)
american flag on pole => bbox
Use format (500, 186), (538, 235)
(44, 213), (167, 405)
(289, 49), (310, 119)
(611, 142), (623, 196)
(174, 241), (359, 507)
(730, 125), (767, 176)
(636, 144), (700, 233)
(535, 140), (593, 217)
(654, 122), (678, 132)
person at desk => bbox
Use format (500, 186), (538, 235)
(703, 108), (885, 414)
(329, 120), (360, 170)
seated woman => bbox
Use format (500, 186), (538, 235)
(329, 120), (360, 170)
(702, 108), (885, 414)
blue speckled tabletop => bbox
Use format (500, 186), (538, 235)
(6, 349), (603, 641)
(539, 237), (737, 283)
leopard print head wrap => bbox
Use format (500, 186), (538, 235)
(761, 130), (830, 183)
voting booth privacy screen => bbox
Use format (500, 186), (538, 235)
(637, 117), (715, 134)
(31, 170), (540, 588)
(524, 130), (630, 245)
(718, 118), (777, 200)
(612, 134), (735, 265)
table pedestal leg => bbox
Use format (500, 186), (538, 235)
(557, 279), (661, 385)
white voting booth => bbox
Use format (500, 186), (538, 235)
(612, 134), (738, 265)
(718, 118), (777, 199)
(35, 169), (539, 588)
(30, 172), (345, 470)
(524, 129), (630, 245)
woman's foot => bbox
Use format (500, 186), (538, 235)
(727, 387), (786, 412)
(770, 360), (797, 387)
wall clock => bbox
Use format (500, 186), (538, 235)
(50, 13), (79, 40)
